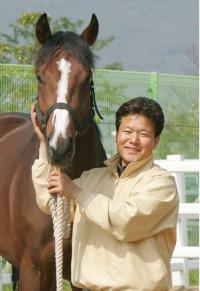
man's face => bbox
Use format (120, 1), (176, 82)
(116, 114), (160, 165)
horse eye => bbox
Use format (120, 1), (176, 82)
(81, 77), (92, 87)
(36, 75), (42, 83)
(87, 76), (92, 84)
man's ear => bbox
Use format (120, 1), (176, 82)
(115, 130), (118, 143)
(155, 136), (160, 147)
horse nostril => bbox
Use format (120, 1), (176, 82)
(47, 136), (75, 165)
(57, 138), (73, 156)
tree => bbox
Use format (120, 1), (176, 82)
(0, 12), (124, 115)
(103, 63), (123, 70)
(0, 11), (119, 68)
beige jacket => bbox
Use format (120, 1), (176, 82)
(32, 146), (179, 291)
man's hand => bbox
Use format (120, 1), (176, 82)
(48, 171), (81, 201)
(31, 103), (45, 146)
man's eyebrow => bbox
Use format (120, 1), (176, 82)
(139, 128), (151, 132)
(124, 126), (151, 132)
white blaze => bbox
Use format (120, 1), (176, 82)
(50, 58), (71, 149)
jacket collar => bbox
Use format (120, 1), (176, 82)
(104, 154), (153, 177)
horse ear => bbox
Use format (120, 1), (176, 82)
(80, 14), (99, 46)
(36, 13), (52, 45)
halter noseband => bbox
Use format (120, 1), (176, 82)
(35, 80), (103, 135)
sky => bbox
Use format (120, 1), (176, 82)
(0, 0), (198, 75)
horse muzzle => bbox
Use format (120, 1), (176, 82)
(46, 136), (75, 168)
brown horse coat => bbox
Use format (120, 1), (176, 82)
(0, 113), (106, 290)
(0, 13), (106, 291)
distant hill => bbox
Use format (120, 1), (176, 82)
(0, 0), (198, 74)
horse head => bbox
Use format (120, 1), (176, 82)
(35, 13), (99, 169)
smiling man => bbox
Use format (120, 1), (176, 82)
(32, 97), (179, 291)
(116, 113), (160, 164)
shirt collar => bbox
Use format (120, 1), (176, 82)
(116, 160), (127, 177)
(104, 154), (153, 177)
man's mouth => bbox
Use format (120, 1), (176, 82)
(125, 147), (140, 153)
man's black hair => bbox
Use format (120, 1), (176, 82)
(115, 97), (164, 137)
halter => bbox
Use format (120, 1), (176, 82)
(35, 80), (103, 135)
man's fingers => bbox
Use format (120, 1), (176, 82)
(31, 103), (46, 144)
(49, 171), (60, 179)
(31, 103), (38, 129)
(50, 170), (60, 176)
(48, 176), (59, 183)
(48, 177), (60, 186)
(48, 186), (61, 194)
(47, 180), (60, 190)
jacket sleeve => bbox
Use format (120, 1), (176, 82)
(32, 146), (55, 215)
(76, 172), (179, 242)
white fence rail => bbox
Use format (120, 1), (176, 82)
(155, 159), (199, 173)
(156, 155), (199, 288)
(0, 155), (199, 289)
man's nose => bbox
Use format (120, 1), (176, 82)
(130, 132), (139, 143)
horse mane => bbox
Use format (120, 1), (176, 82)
(35, 31), (95, 70)
(93, 120), (102, 139)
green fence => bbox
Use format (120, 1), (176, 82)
(0, 64), (36, 113)
(1, 63), (198, 201)
(0, 64), (198, 160)
(94, 69), (199, 160)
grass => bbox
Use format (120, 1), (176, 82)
(189, 270), (199, 286)
(63, 280), (72, 291)
(2, 274), (199, 290)
(3, 280), (72, 290)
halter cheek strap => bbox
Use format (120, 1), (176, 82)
(90, 80), (103, 120)
(35, 102), (82, 132)
(35, 80), (102, 135)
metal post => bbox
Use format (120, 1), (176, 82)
(148, 71), (158, 100)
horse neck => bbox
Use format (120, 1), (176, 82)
(70, 121), (106, 179)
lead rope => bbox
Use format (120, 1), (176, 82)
(49, 173), (71, 291)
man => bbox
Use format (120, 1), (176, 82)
(31, 97), (179, 291)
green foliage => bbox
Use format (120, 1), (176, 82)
(0, 65), (36, 113)
(3, 285), (11, 291)
(189, 270), (199, 286)
(95, 73), (127, 117)
(63, 280), (72, 290)
(0, 11), (120, 68)
(155, 84), (199, 159)
(0, 65), (198, 160)
(0, 12), (42, 64)
(103, 62), (123, 70)
(92, 36), (114, 53)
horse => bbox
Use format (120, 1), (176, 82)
(0, 13), (106, 291)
